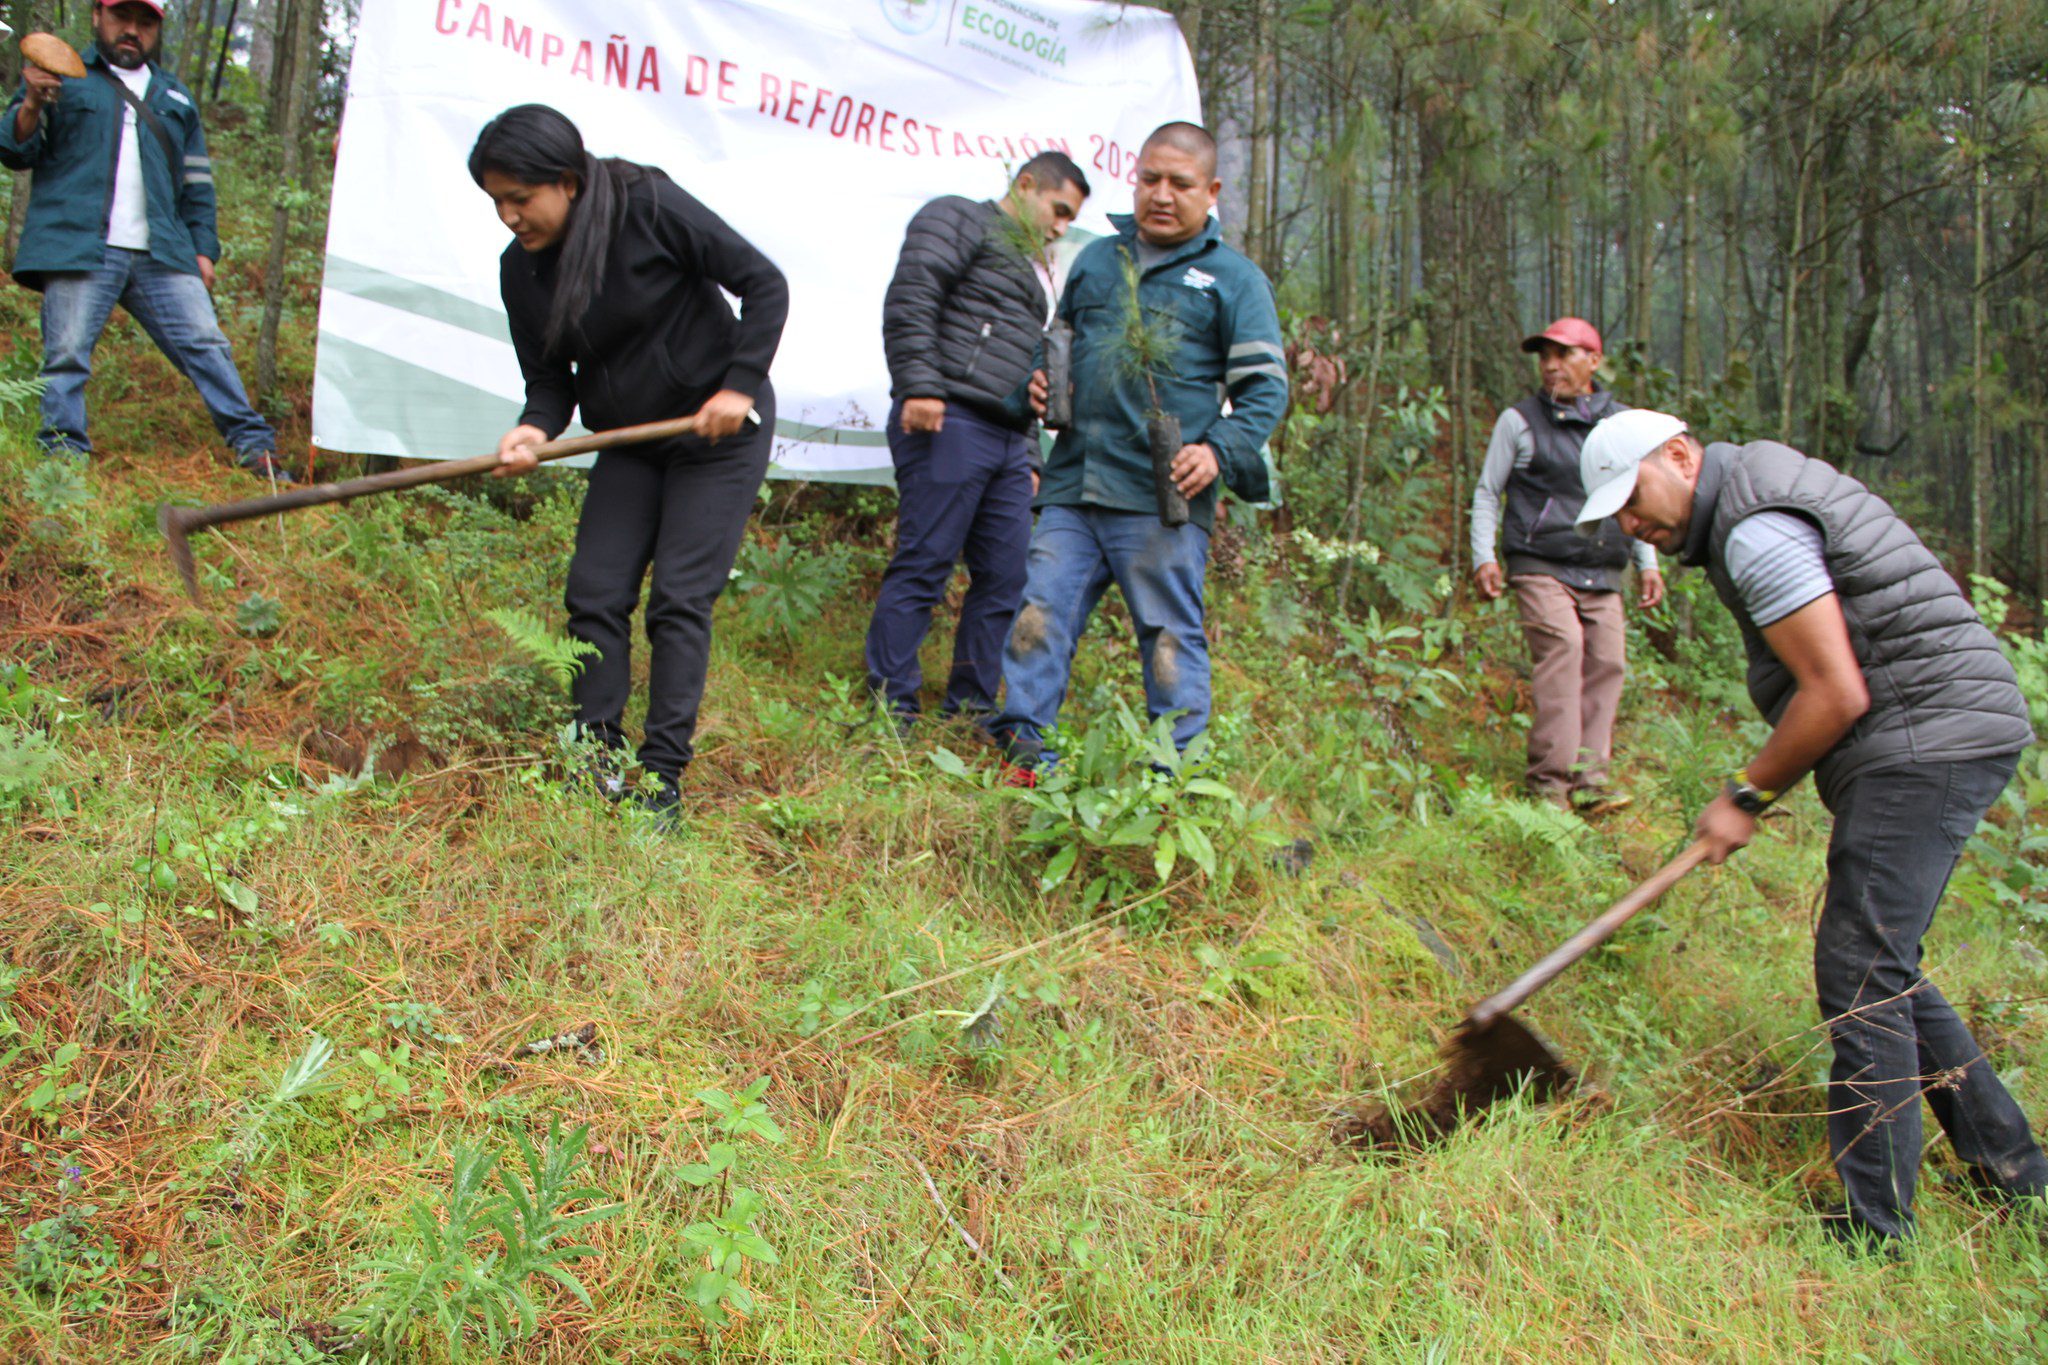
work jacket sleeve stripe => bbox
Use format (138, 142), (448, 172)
(1206, 274), (1289, 503)
(174, 105), (221, 262)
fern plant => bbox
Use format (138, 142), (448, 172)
(486, 609), (599, 687)
(0, 375), (47, 422)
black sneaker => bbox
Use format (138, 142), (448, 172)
(239, 452), (298, 486)
(1816, 1204), (1905, 1260)
(627, 774), (682, 829)
(583, 750), (629, 803)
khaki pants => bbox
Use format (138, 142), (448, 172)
(1511, 574), (1626, 798)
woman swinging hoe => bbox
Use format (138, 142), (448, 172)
(470, 105), (789, 818)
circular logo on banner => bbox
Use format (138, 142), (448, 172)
(881, 0), (943, 36)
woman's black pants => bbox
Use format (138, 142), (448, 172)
(564, 387), (774, 779)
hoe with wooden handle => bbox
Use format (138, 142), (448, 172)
(1336, 838), (1712, 1147)
(157, 413), (730, 600)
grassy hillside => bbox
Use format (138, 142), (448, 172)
(1, 116), (2046, 1365)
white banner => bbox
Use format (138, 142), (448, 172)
(312, 0), (1199, 480)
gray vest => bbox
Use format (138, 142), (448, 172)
(1682, 440), (2033, 801)
(1502, 389), (1633, 591)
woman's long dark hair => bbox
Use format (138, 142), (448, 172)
(469, 105), (657, 359)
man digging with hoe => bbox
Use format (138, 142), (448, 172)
(1578, 409), (2047, 1252)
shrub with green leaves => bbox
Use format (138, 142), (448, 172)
(934, 703), (1276, 923)
(730, 538), (852, 643)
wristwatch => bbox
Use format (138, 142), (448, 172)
(1724, 770), (1778, 816)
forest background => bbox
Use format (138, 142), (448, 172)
(0, 1), (2044, 1360)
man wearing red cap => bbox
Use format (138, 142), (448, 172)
(1471, 317), (1662, 812)
(2, 2), (289, 483)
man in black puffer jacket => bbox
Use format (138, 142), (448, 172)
(865, 152), (1089, 723)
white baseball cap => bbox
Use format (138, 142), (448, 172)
(1576, 409), (1689, 526)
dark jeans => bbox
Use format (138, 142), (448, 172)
(863, 400), (1033, 715)
(1817, 753), (2048, 1240)
(39, 246), (275, 458)
(564, 386), (774, 779)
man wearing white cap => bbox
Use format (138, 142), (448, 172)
(1471, 317), (1661, 813)
(1578, 411), (2045, 1250)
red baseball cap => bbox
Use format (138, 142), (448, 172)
(98, 0), (166, 15)
(1520, 317), (1604, 355)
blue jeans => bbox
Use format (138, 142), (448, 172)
(864, 401), (1034, 715)
(992, 504), (1210, 763)
(1817, 753), (2048, 1241)
(37, 246), (274, 458)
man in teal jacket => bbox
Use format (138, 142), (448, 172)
(990, 122), (1288, 774)
(1, 2), (285, 481)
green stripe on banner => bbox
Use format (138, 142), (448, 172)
(773, 420), (888, 447)
(315, 331), (544, 456)
(319, 253), (894, 477)
(322, 256), (513, 342)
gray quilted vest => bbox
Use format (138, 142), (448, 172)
(1681, 440), (2033, 800)
(1502, 388), (1633, 591)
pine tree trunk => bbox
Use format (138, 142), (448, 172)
(250, 0), (279, 88)
(1969, 9), (1991, 581)
(254, 0), (318, 404)
(1246, 0), (1273, 272)
(4, 0), (58, 272)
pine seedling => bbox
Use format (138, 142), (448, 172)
(1112, 250), (1191, 526)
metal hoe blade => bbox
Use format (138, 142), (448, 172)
(158, 504), (200, 602)
(1333, 1015), (1575, 1149)
(1333, 841), (1710, 1149)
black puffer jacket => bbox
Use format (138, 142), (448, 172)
(881, 196), (1046, 432)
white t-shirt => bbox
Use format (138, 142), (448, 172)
(105, 63), (154, 252)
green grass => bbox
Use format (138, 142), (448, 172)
(0, 107), (2045, 1365)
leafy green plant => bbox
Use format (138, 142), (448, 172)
(234, 592), (284, 638)
(730, 538), (851, 643)
(679, 1077), (787, 1331)
(343, 1043), (416, 1125)
(791, 977), (859, 1038)
(384, 999), (465, 1047)
(486, 607), (600, 687)
(16, 1038), (88, 1124)
(338, 1121), (620, 1356)
(12, 1158), (119, 1316)
(22, 455), (90, 516)
(1194, 944), (1292, 1007)
(0, 725), (61, 814)
(933, 703), (1274, 924)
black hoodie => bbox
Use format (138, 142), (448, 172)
(500, 171), (788, 437)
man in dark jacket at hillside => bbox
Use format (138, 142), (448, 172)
(865, 152), (1090, 723)
(0, 1), (285, 482)
(990, 122), (1287, 774)
(1577, 408), (2046, 1252)
(1471, 318), (1661, 813)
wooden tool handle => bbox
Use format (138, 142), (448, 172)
(173, 414), (709, 533)
(1465, 839), (1712, 1030)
